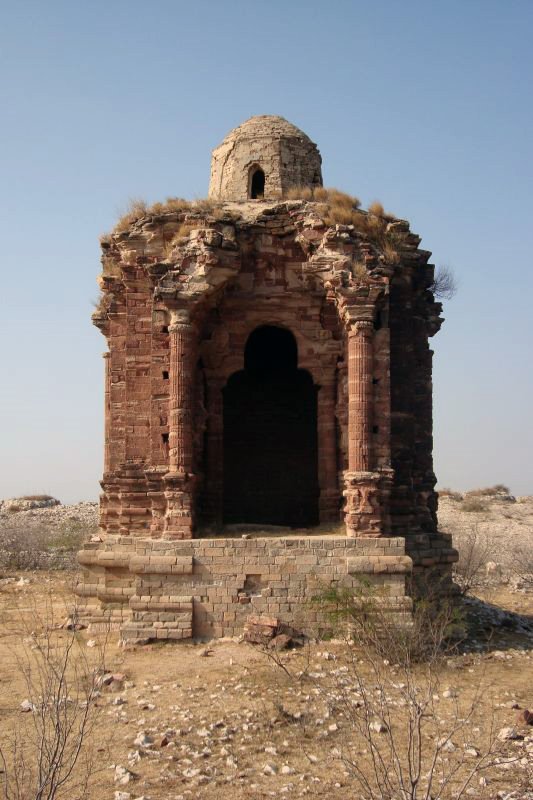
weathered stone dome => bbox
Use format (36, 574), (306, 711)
(208, 115), (323, 202)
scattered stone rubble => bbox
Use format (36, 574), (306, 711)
(73, 641), (533, 798)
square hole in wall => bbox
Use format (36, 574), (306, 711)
(242, 574), (266, 597)
(162, 370), (169, 380)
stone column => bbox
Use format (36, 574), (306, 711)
(99, 352), (112, 533)
(343, 320), (386, 537)
(317, 377), (340, 522)
(348, 321), (373, 472)
(103, 352), (111, 473)
(168, 310), (194, 474)
(164, 308), (196, 538)
(204, 375), (225, 529)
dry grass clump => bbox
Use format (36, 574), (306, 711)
(113, 197), (148, 232)
(284, 185), (314, 200)
(353, 260), (370, 283)
(289, 189), (399, 254)
(382, 240), (401, 264)
(19, 494), (54, 502)
(368, 199), (396, 222)
(193, 197), (216, 213)
(164, 221), (206, 257)
(284, 185), (361, 209)
(91, 291), (107, 316)
(460, 496), (488, 513)
(148, 196), (191, 215)
(113, 197), (220, 234)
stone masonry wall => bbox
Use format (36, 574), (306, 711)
(88, 190), (457, 639)
(77, 536), (412, 642)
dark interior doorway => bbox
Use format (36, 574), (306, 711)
(250, 168), (265, 199)
(223, 326), (319, 527)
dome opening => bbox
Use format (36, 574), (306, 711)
(250, 167), (265, 199)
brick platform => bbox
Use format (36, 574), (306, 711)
(77, 536), (413, 642)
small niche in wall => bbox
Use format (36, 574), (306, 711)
(161, 325), (169, 334)
(372, 425), (379, 434)
(242, 574), (266, 596)
(162, 370), (169, 380)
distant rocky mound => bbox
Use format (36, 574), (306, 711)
(0, 497), (99, 570)
(1, 495), (61, 512)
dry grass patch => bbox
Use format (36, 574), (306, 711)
(382, 240), (401, 264)
(461, 497), (489, 513)
(284, 185), (361, 209)
(163, 221), (207, 257)
(353, 260), (370, 283)
(368, 199), (396, 222)
(148, 196), (191, 215)
(112, 197), (220, 235)
(113, 197), (148, 232)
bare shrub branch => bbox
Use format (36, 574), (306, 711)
(261, 581), (504, 800)
(0, 598), (106, 800)
(453, 524), (495, 595)
(431, 265), (458, 300)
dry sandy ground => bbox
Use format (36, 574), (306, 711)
(0, 495), (532, 799)
(439, 495), (533, 576)
(0, 572), (532, 800)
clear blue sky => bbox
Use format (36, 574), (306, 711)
(1, 0), (532, 502)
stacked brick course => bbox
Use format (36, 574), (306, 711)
(79, 536), (411, 641)
(78, 115), (457, 641)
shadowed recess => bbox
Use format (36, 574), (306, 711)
(223, 325), (319, 526)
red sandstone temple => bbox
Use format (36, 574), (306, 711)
(77, 116), (456, 641)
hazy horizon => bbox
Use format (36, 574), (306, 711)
(1, 0), (532, 503)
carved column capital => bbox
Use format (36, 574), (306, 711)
(169, 306), (192, 331)
(348, 319), (374, 337)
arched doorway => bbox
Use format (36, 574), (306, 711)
(250, 167), (265, 199)
(223, 326), (319, 527)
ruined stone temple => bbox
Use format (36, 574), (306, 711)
(77, 115), (457, 641)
